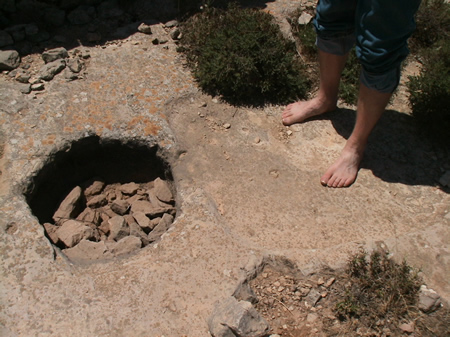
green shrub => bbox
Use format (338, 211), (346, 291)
(336, 250), (422, 323)
(407, 39), (450, 146)
(179, 4), (310, 105)
(339, 49), (360, 106)
(411, 0), (450, 51)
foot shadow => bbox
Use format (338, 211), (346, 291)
(316, 108), (449, 193)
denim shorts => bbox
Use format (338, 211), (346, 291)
(313, 0), (421, 93)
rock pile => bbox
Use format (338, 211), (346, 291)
(43, 177), (176, 262)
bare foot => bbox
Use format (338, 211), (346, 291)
(282, 97), (336, 126)
(320, 144), (364, 188)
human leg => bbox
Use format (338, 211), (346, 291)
(282, 0), (356, 126)
(320, 83), (391, 187)
(320, 0), (421, 187)
(281, 49), (347, 126)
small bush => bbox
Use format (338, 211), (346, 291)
(179, 4), (310, 105)
(290, 21), (317, 59)
(407, 39), (450, 147)
(411, 0), (450, 51)
(335, 250), (422, 323)
(339, 49), (360, 106)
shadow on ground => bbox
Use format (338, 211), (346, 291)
(318, 108), (449, 192)
(0, 0), (279, 57)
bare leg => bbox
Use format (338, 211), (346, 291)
(282, 50), (348, 126)
(320, 83), (392, 188)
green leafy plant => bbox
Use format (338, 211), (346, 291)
(339, 49), (360, 105)
(407, 0), (450, 147)
(411, 0), (450, 51)
(179, 4), (310, 105)
(408, 39), (450, 147)
(335, 250), (422, 322)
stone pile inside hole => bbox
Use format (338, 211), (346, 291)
(43, 176), (175, 262)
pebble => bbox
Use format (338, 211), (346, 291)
(399, 322), (414, 333)
(325, 277), (336, 288)
(223, 123), (231, 129)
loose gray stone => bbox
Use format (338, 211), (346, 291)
(0, 30), (14, 47)
(164, 20), (178, 28)
(130, 199), (154, 215)
(148, 189), (173, 209)
(147, 213), (173, 243)
(84, 179), (105, 197)
(68, 58), (83, 74)
(208, 297), (269, 337)
(298, 12), (313, 25)
(56, 219), (95, 248)
(63, 239), (109, 261)
(19, 83), (31, 94)
(86, 194), (108, 208)
(154, 178), (173, 203)
(126, 217), (149, 246)
(132, 211), (153, 233)
(39, 59), (66, 81)
(76, 208), (101, 226)
(43, 222), (60, 244)
(111, 199), (130, 215)
(108, 215), (129, 241)
(53, 186), (83, 223)
(304, 288), (322, 307)
(170, 28), (181, 40)
(233, 281), (258, 304)
(65, 68), (78, 81)
(418, 285), (442, 313)
(98, 220), (110, 235)
(0, 50), (20, 71)
(138, 23), (152, 34)
(106, 236), (141, 256)
(42, 47), (69, 64)
(399, 322), (414, 333)
(14, 69), (30, 83)
(119, 182), (140, 195)
(31, 83), (45, 91)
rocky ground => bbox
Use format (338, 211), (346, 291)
(0, 1), (449, 336)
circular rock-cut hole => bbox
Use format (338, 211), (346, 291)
(25, 136), (176, 262)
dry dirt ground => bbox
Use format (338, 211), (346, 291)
(0, 1), (449, 336)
